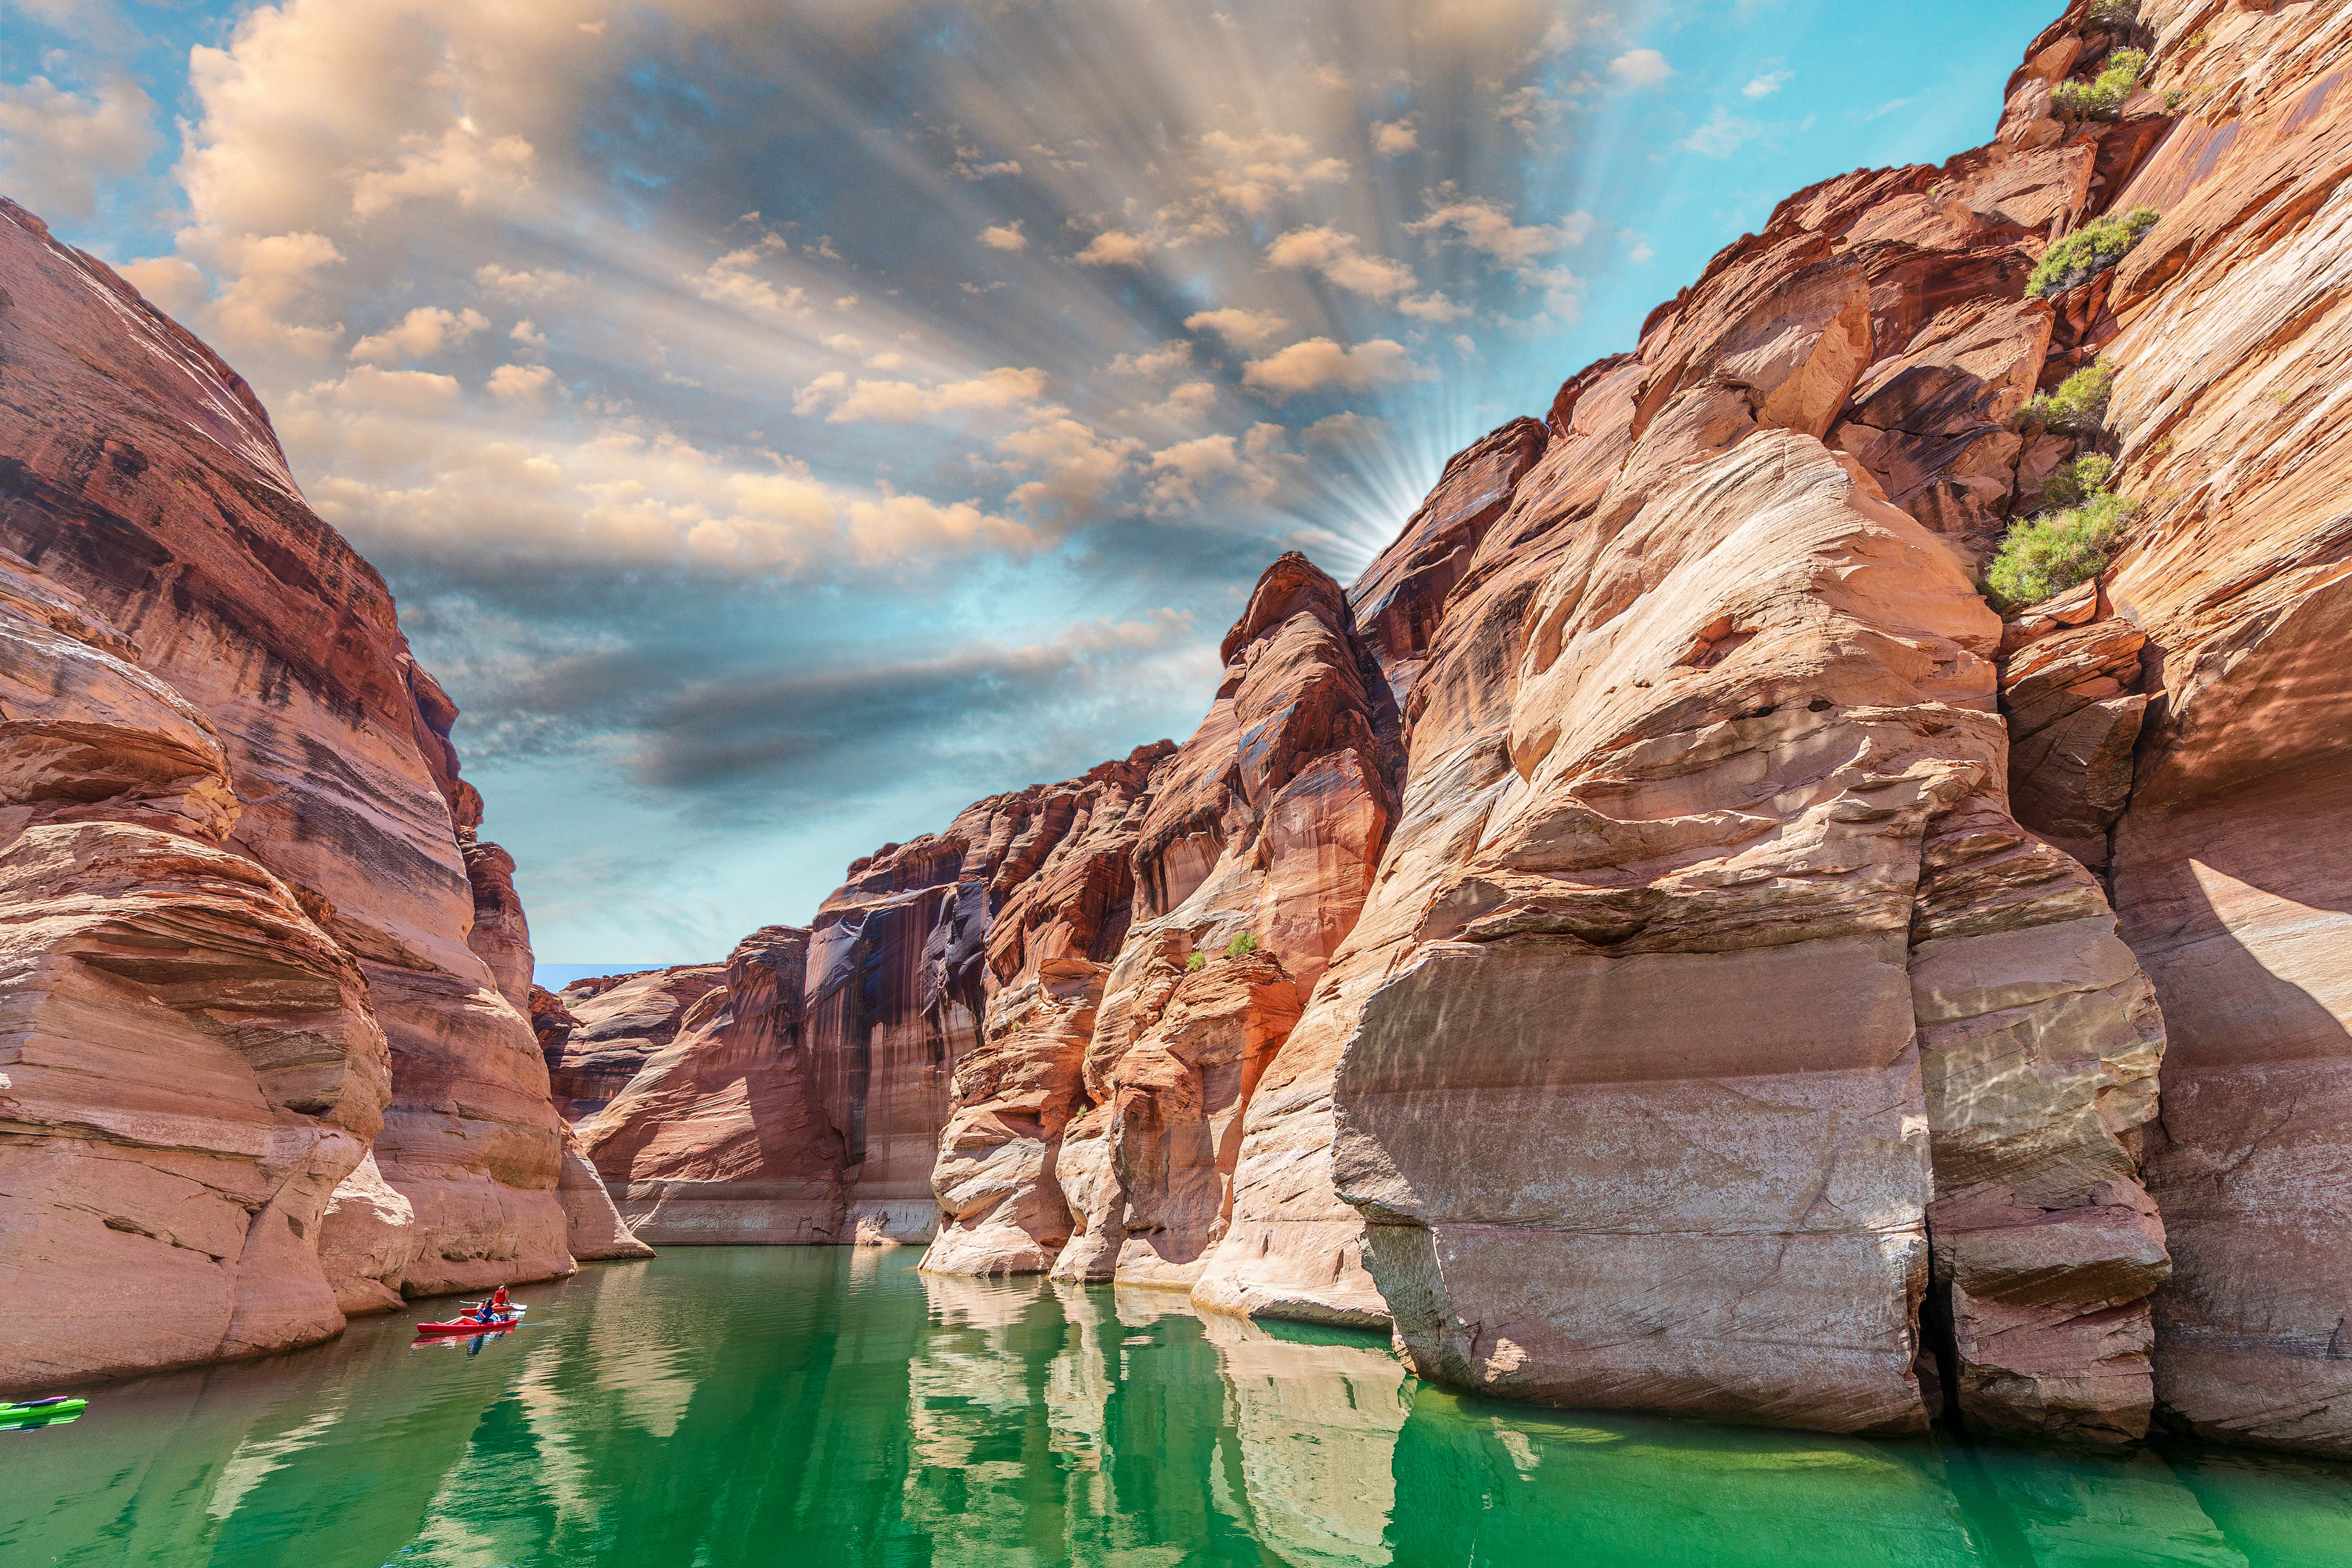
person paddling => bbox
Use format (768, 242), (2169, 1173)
(470, 1286), (512, 1325)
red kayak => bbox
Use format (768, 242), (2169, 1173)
(414, 1303), (527, 1336)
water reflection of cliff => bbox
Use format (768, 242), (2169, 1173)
(7, 1254), (2348, 1566)
(905, 1273), (1410, 1567)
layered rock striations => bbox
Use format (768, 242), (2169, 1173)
(578, 928), (834, 1244)
(558, 0), (2341, 1453)
(0, 199), (629, 1385)
(2083, 0), (2352, 1458)
(1051, 554), (1395, 1294)
(543, 964), (728, 1124)
(33, 0), (2320, 1453)
(575, 750), (1178, 1254)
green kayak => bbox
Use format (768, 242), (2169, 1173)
(1, 1397), (86, 1422)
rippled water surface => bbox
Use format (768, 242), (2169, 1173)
(4, 1249), (2348, 1566)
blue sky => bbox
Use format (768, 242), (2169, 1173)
(4, 0), (2058, 968)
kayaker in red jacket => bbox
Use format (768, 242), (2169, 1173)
(470, 1286), (511, 1324)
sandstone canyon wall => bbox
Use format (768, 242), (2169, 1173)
(575, 749), (1179, 1251)
(0, 199), (636, 1390)
(53, 0), (2329, 1456)
(589, 0), (2352, 1456)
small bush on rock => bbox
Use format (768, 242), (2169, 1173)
(2040, 452), (2117, 511)
(2019, 362), (2117, 436)
(1225, 931), (1259, 959)
(2028, 207), (2160, 296)
(1989, 466), (2140, 610)
(2053, 48), (2148, 121)
(1186, 951), (1205, 972)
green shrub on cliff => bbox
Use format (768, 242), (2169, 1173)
(2040, 452), (2117, 511)
(2019, 362), (2117, 435)
(1988, 469), (2140, 610)
(2029, 207), (2161, 296)
(1225, 931), (1259, 959)
(1186, 951), (1206, 972)
(2053, 48), (2148, 121)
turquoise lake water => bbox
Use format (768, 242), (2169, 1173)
(2, 1248), (2347, 1566)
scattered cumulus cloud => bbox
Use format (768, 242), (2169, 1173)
(1111, 342), (1192, 379)
(1609, 49), (1673, 88)
(1241, 337), (1420, 401)
(1264, 225), (1418, 302)
(1678, 108), (1766, 158)
(796, 365), (1051, 423)
(1185, 307), (1291, 351)
(0, 74), (157, 219)
(1744, 71), (1793, 100)
(979, 220), (1027, 251)
(687, 246), (807, 319)
(349, 305), (486, 363)
(1371, 116), (1419, 156)
(487, 363), (556, 403)
(1074, 229), (1152, 266)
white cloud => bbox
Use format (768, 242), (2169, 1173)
(1186, 307), (1290, 351)
(1406, 198), (1581, 270)
(687, 247), (808, 319)
(844, 492), (1036, 564)
(1860, 97), (1914, 122)
(979, 220), (1027, 251)
(1111, 342), (1192, 379)
(1145, 380), (1219, 423)
(350, 121), (534, 217)
(188, 227), (347, 359)
(1240, 337), (1419, 401)
(1264, 225), (1418, 302)
(487, 363), (556, 403)
(0, 74), (158, 220)
(1304, 411), (1387, 447)
(1075, 229), (1152, 267)
(510, 318), (546, 347)
(312, 363), (462, 413)
(1744, 71), (1793, 100)
(1678, 108), (1765, 158)
(349, 305), (487, 363)
(1371, 116), (1419, 156)
(476, 264), (582, 300)
(1397, 292), (1468, 323)
(1144, 424), (1299, 512)
(801, 366), (1051, 424)
(992, 416), (1141, 521)
(1497, 84), (1563, 142)
(118, 256), (210, 319)
(1610, 49), (1673, 88)
(1190, 128), (1351, 217)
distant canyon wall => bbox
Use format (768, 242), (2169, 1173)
(0, 199), (639, 1394)
(549, 0), (2352, 1458)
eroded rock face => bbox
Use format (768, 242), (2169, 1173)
(925, 756), (1160, 1273)
(1999, 587), (2149, 870)
(581, 927), (843, 1244)
(0, 198), (620, 1383)
(2087, 0), (2352, 1459)
(1052, 555), (1392, 1295)
(545, 965), (728, 1124)
(1197, 4), (2193, 1439)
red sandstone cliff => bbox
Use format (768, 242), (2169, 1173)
(0, 200), (638, 1387)
(29, 0), (2340, 1458)
(591, 0), (2349, 1456)
(575, 748), (1177, 1250)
